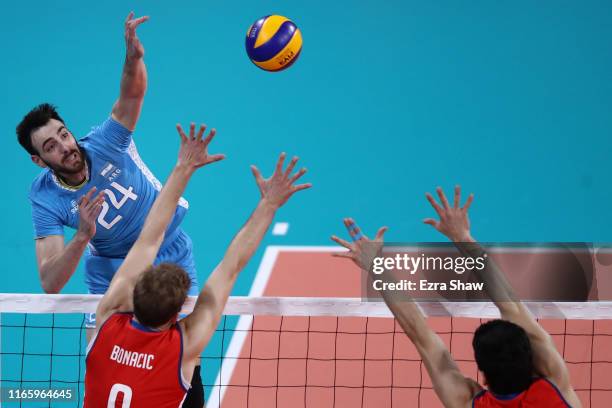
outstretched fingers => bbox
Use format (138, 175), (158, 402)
(291, 183), (312, 193)
(176, 124), (188, 143)
(199, 126), (224, 163)
(344, 218), (365, 241)
(130, 16), (149, 28)
(331, 251), (354, 259)
(425, 192), (444, 217)
(274, 152), (286, 176)
(177, 121), (224, 168)
(423, 218), (439, 229)
(196, 124), (207, 142)
(203, 127), (217, 146)
(331, 235), (352, 250)
(251, 165), (265, 187)
(436, 187), (451, 210)
(208, 153), (226, 164)
(289, 167), (307, 184)
(462, 193), (474, 211)
(375, 226), (388, 241)
(125, 12), (149, 28)
(284, 156), (298, 178)
(453, 185), (461, 209)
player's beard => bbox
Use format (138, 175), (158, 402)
(45, 146), (86, 177)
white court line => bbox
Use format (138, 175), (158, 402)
(206, 245), (375, 407)
(206, 246), (278, 408)
(272, 222), (289, 236)
(206, 246), (333, 408)
(206, 245), (368, 408)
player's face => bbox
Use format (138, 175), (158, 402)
(30, 119), (85, 175)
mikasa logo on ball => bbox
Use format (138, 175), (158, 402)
(278, 50), (295, 66)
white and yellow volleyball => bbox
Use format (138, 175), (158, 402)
(245, 15), (302, 72)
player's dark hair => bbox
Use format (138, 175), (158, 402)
(133, 263), (191, 328)
(16, 103), (64, 155)
(473, 319), (534, 395)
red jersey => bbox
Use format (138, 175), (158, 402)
(472, 378), (571, 407)
(84, 313), (190, 408)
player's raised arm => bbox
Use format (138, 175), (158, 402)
(424, 186), (580, 407)
(111, 12), (149, 131)
(180, 153), (311, 362)
(96, 123), (225, 325)
(331, 219), (480, 408)
(423, 186), (518, 306)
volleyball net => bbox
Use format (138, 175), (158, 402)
(1, 294), (612, 407)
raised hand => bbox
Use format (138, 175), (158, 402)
(250, 153), (311, 209)
(424, 185), (474, 242)
(176, 123), (226, 170)
(124, 11), (149, 60)
(77, 187), (106, 239)
(330, 218), (388, 271)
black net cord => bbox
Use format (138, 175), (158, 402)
(219, 315), (227, 408)
(246, 316), (255, 408)
(275, 316), (283, 408)
(304, 316), (311, 408)
(19, 313), (27, 408)
(47, 313), (55, 408)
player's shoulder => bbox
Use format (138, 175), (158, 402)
(28, 169), (78, 203)
(472, 379), (573, 408)
(533, 377), (564, 392)
(98, 312), (134, 334)
(464, 378), (485, 408)
(532, 377), (574, 402)
(80, 117), (132, 145)
(29, 169), (54, 198)
(106, 311), (133, 322)
(108, 312), (133, 325)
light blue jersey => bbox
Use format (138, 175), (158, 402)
(29, 118), (198, 303)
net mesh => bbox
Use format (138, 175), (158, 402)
(1, 295), (612, 407)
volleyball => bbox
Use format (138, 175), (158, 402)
(245, 15), (302, 72)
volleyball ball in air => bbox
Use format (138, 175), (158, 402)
(245, 15), (302, 72)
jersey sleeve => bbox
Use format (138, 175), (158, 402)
(30, 196), (64, 238)
(84, 117), (133, 153)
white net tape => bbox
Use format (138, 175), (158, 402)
(1, 293), (612, 319)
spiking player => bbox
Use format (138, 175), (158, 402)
(85, 122), (310, 407)
(16, 12), (212, 406)
(331, 186), (579, 408)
